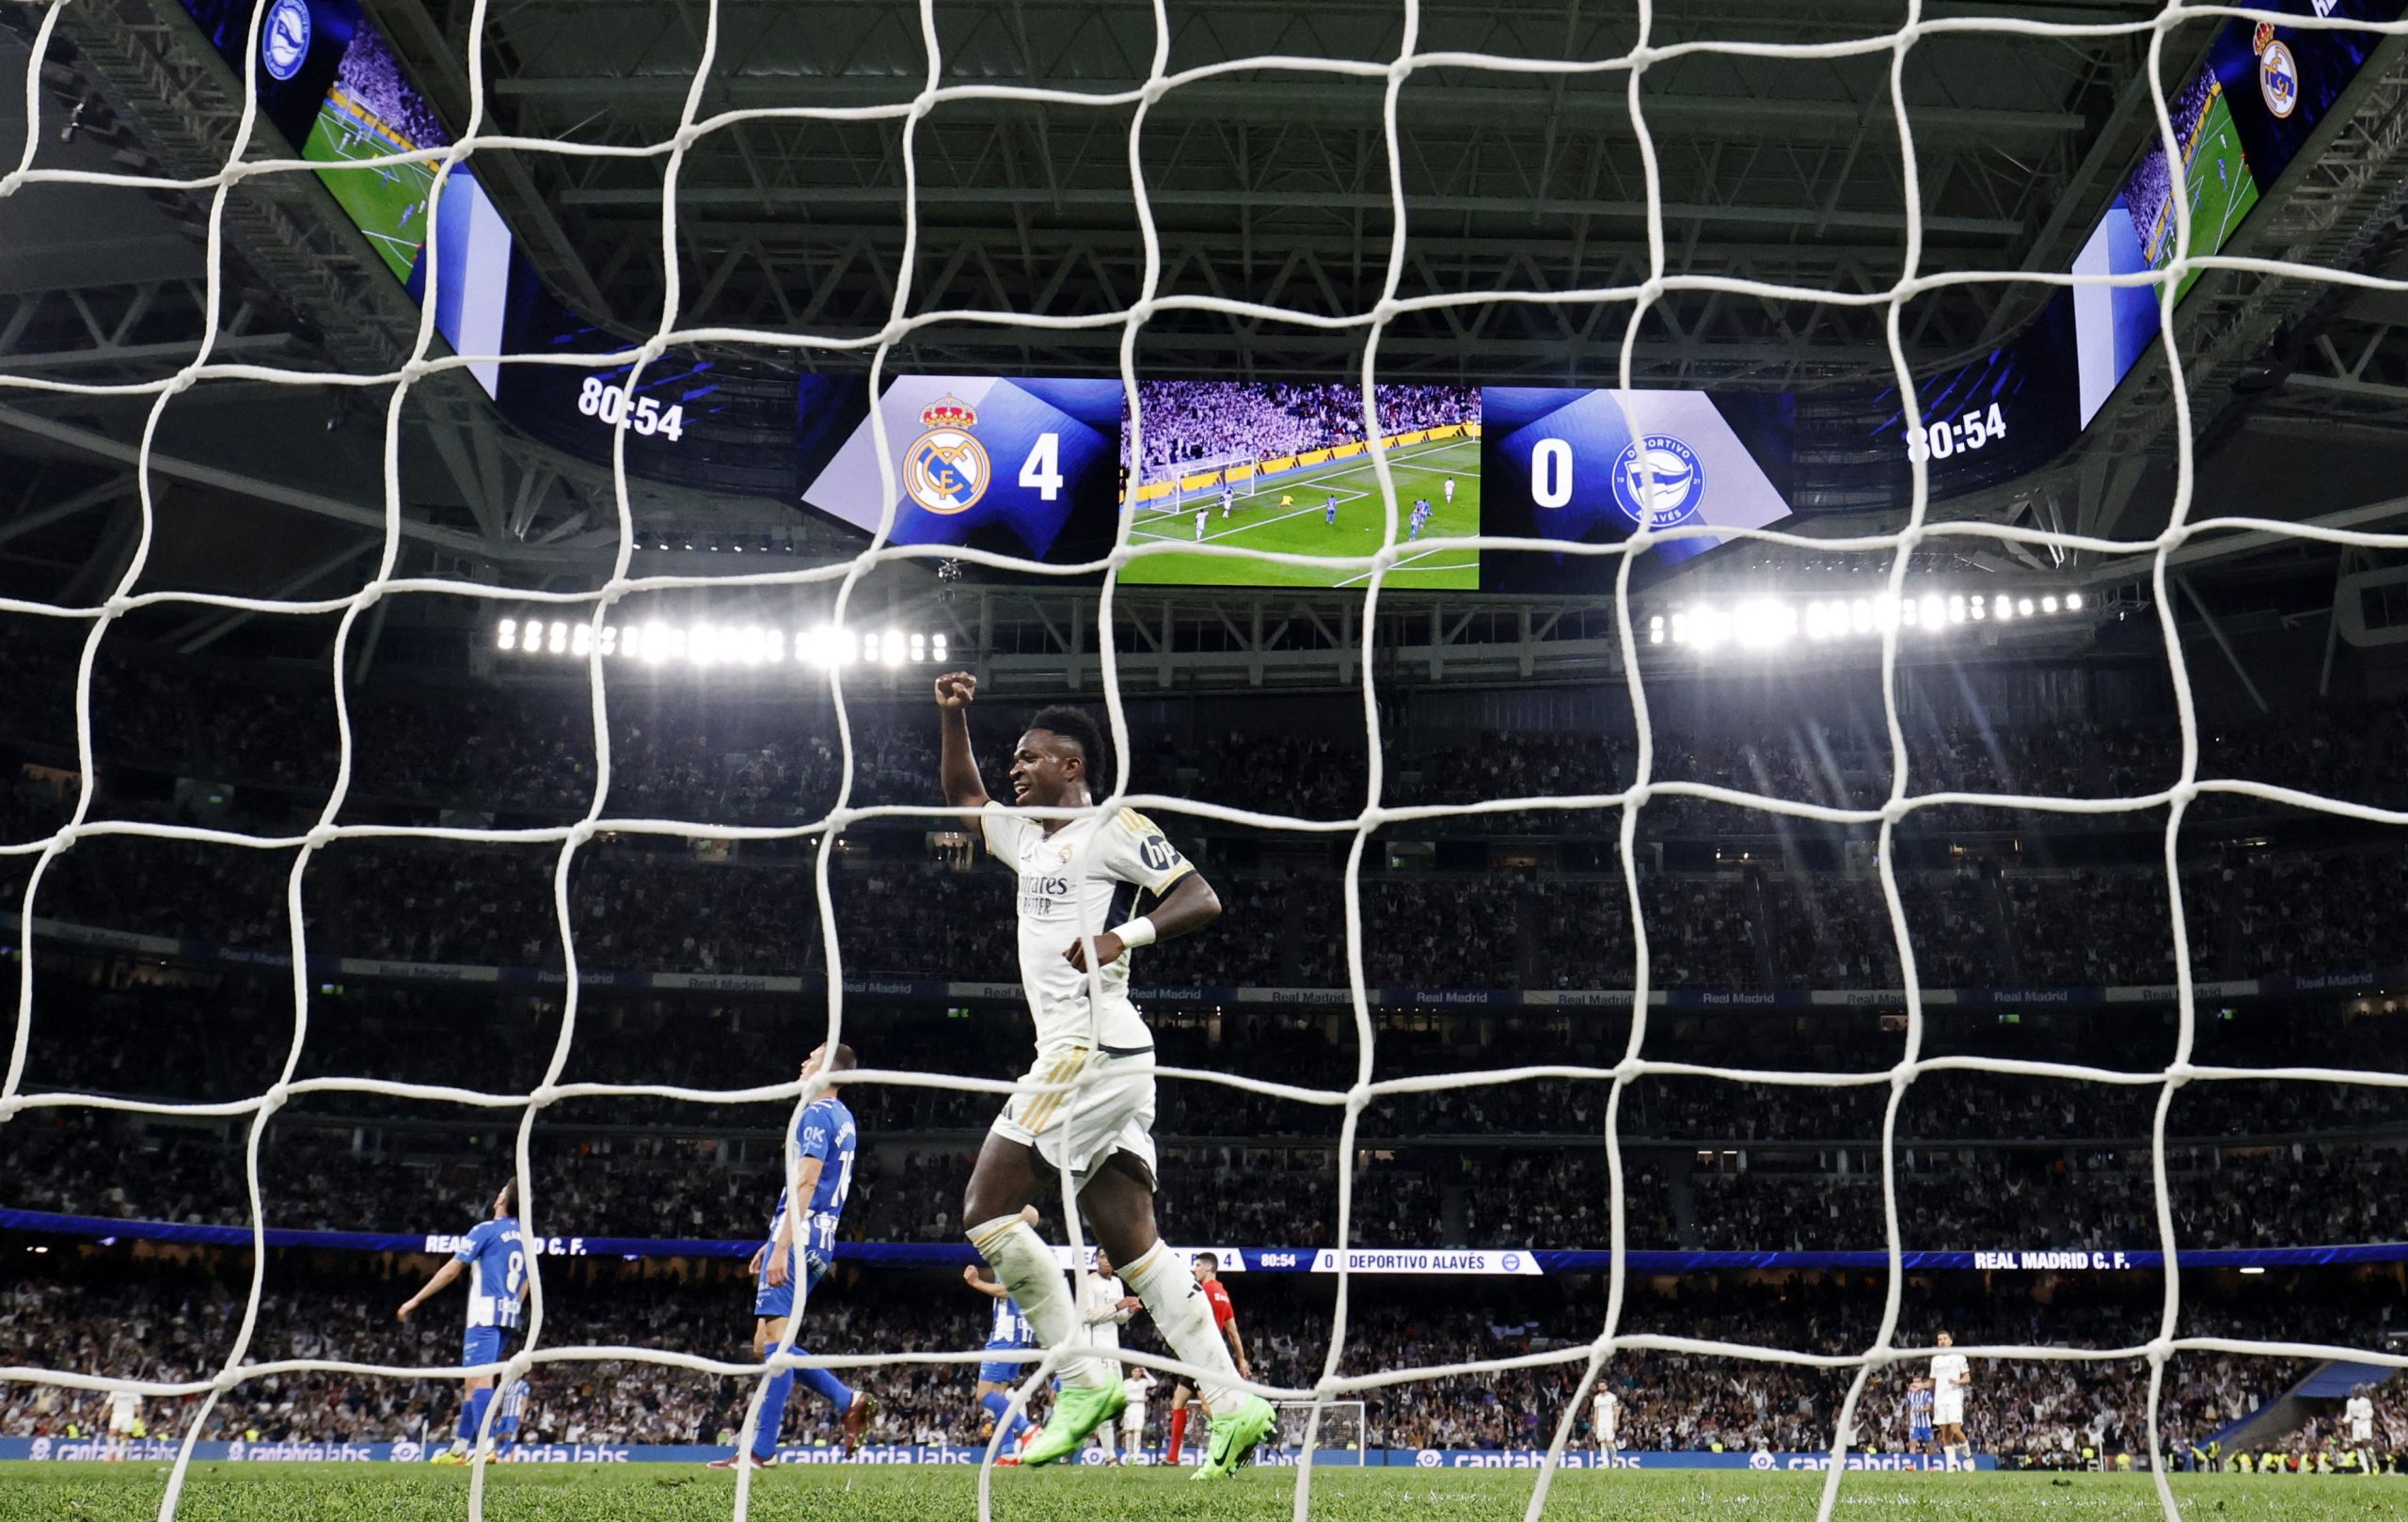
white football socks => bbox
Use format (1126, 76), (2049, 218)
(1119, 1242), (1243, 1413)
(965, 1215), (1111, 1389)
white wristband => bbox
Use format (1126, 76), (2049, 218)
(1113, 916), (1158, 949)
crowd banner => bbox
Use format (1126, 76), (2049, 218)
(5, 1211), (2402, 1275)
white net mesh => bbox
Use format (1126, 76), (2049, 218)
(1275, 1398), (1366, 1456)
(4, 2), (2408, 1521)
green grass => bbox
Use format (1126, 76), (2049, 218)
(1122, 439), (1481, 589)
(304, 97), (443, 284)
(2157, 91), (2259, 304)
(5, 1464), (2405, 1522)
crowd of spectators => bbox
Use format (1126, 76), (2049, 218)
(1121, 383), (1476, 477)
(332, 24), (453, 152)
(4, 1263), (2396, 1461)
(8, 615), (2404, 838)
(9, 619), (2408, 1001)
(16, 962), (2407, 1143)
(9, 1092), (2403, 1255)
(21, 816), (2407, 996)
(11, 601), (2408, 1463)
(23, 818), (2408, 996)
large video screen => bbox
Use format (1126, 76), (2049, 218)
(2069, 0), (2404, 426)
(174, 0), (513, 397)
(1117, 383), (1481, 589)
(1479, 388), (1795, 593)
(797, 376), (1126, 564)
(170, 0), (2405, 565)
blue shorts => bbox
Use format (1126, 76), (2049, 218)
(979, 1341), (1034, 1384)
(462, 1324), (513, 1370)
(753, 1245), (830, 1321)
(1910, 1425), (1934, 1444)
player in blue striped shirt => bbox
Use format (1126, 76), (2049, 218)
(398, 1181), (527, 1464)
(964, 1243), (1040, 1460)
(708, 1043), (875, 1468)
(1908, 1377), (1936, 1458)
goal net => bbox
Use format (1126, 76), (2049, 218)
(1134, 451), (1260, 518)
(3, 2), (2404, 1521)
(1274, 1399), (1368, 1460)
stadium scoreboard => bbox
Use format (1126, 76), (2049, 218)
(179, 0), (2408, 589)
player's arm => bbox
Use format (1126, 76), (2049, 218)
(1083, 1285), (1141, 1326)
(1221, 1308), (1252, 1381)
(1066, 866), (1222, 972)
(757, 1155), (824, 1289)
(933, 672), (989, 816)
(397, 1258), (466, 1322)
(962, 1264), (1010, 1298)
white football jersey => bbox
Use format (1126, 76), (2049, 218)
(2347, 1395), (2375, 1434)
(1592, 1391), (1618, 1440)
(108, 1392), (139, 1426)
(982, 802), (1193, 1054)
(1081, 1271), (1131, 1352)
(1929, 1351), (1970, 1391)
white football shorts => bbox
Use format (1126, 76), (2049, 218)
(991, 1045), (1156, 1183)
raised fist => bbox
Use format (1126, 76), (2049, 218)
(934, 671), (977, 708)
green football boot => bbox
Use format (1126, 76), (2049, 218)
(1017, 1381), (1127, 1467)
(1190, 1394), (1278, 1480)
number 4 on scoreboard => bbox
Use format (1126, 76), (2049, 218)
(1019, 432), (1063, 500)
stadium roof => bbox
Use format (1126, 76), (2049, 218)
(2, 0), (2405, 665)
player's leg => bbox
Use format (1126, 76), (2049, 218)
(973, 1064), (1142, 1467)
(439, 1325), (504, 1461)
(450, 1373), (498, 1460)
(491, 1378), (525, 1456)
(961, 1121), (1115, 1436)
(974, 1368), (1034, 1453)
(1079, 1151), (1273, 1479)
(1123, 1395), (1147, 1464)
(744, 1313), (801, 1463)
(748, 1253), (873, 1463)
(1164, 1381), (1194, 1465)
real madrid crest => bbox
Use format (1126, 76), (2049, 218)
(905, 395), (990, 515)
(2253, 23), (2299, 120)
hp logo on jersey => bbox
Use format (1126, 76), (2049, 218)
(904, 395), (990, 515)
(261, 0), (313, 81)
(2258, 40), (2300, 119)
(1610, 435), (1705, 528)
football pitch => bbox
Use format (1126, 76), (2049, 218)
(1123, 440), (1481, 589)
(304, 95), (442, 284)
(2159, 90), (2259, 304)
(5, 1465), (2403, 1522)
